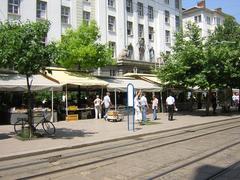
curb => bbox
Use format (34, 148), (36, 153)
(0, 116), (240, 161)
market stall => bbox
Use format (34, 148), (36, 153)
(0, 73), (61, 124)
(43, 67), (108, 120)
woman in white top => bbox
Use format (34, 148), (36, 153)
(134, 91), (142, 122)
(93, 95), (102, 119)
(152, 95), (158, 120)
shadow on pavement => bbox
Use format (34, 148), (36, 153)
(50, 128), (98, 139)
(174, 109), (240, 117)
(193, 163), (240, 180)
(0, 133), (11, 140)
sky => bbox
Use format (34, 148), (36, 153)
(182, 0), (240, 23)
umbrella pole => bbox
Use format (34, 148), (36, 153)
(66, 85), (68, 116)
(51, 88), (54, 122)
(115, 88), (117, 111)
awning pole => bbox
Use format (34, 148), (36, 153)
(66, 85), (68, 116)
(115, 88), (117, 111)
(51, 88), (54, 122)
(160, 90), (164, 113)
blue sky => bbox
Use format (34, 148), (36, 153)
(182, 0), (240, 23)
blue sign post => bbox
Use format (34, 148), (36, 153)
(127, 83), (135, 131)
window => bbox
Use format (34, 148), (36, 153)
(164, 0), (169, 4)
(175, 15), (180, 31)
(175, 0), (180, 9)
(83, 11), (90, 24)
(8, 0), (20, 14)
(108, 0), (115, 8)
(149, 48), (155, 61)
(138, 24), (144, 38)
(137, 2), (143, 17)
(108, 16), (116, 32)
(61, 6), (70, 24)
(148, 6), (154, 20)
(109, 41), (116, 57)
(206, 16), (211, 25)
(165, 30), (171, 44)
(37, 0), (47, 19)
(149, 27), (154, 41)
(165, 10), (170, 24)
(110, 70), (116, 76)
(127, 21), (133, 36)
(127, 44), (134, 59)
(126, 0), (133, 13)
(217, 17), (221, 25)
(194, 15), (201, 23)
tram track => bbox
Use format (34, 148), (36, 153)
(1, 118), (240, 179)
(1, 117), (240, 173)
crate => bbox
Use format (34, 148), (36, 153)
(66, 114), (78, 121)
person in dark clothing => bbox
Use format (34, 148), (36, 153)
(211, 93), (217, 114)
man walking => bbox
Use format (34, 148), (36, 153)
(140, 92), (149, 124)
(102, 92), (112, 120)
(166, 93), (175, 120)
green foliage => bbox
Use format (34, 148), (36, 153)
(156, 18), (240, 90)
(57, 21), (114, 69)
(0, 20), (58, 75)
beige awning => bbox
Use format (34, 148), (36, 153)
(99, 76), (162, 92)
(124, 73), (162, 85)
(44, 67), (108, 87)
(0, 73), (61, 91)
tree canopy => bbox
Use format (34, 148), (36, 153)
(0, 20), (57, 75)
(57, 21), (114, 70)
(156, 17), (240, 90)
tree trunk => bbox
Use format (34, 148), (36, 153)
(26, 75), (33, 138)
(238, 89), (240, 112)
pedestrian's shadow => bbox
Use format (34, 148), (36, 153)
(49, 128), (98, 139)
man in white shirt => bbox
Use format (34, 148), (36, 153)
(140, 92), (149, 124)
(166, 94), (175, 120)
(102, 92), (112, 120)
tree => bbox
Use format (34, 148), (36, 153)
(156, 23), (225, 114)
(57, 20), (114, 70)
(207, 16), (240, 111)
(0, 21), (58, 137)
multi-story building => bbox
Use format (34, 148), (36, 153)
(183, 0), (226, 38)
(0, 0), (182, 76)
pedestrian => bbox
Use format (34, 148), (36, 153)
(211, 93), (217, 114)
(140, 92), (149, 124)
(166, 93), (175, 120)
(93, 95), (102, 119)
(102, 92), (112, 120)
(152, 95), (158, 120)
(134, 90), (142, 122)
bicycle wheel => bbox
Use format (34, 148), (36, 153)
(42, 121), (55, 135)
(14, 119), (28, 134)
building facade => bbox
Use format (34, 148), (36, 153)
(0, 0), (182, 76)
(183, 0), (226, 38)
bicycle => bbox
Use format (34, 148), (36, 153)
(14, 110), (56, 136)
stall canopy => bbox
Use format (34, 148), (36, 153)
(99, 77), (162, 92)
(44, 67), (108, 87)
(124, 73), (162, 85)
(0, 73), (61, 91)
